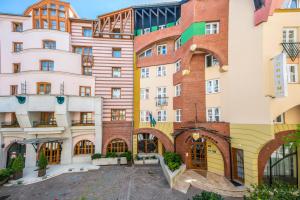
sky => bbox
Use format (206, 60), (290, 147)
(0, 0), (180, 19)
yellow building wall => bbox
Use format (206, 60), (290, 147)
(139, 122), (174, 142)
(133, 54), (140, 129)
(207, 141), (225, 176)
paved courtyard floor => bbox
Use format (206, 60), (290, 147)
(0, 165), (243, 200)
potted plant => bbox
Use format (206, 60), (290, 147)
(0, 168), (13, 185)
(38, 151), (48, 177)
(11, 155), (24, 180)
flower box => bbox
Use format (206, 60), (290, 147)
(92, 157), (127, 166)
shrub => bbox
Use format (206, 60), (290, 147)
(120, 151), (132, 161)
(7, 158), (15, 169)
(106, 152), (117, 158)
(192, 191), (224, 200)
(244, 182), (300, 200)
(38, 151), (48, 170)
(91, 153), (102, 160)
(0, 168), (13, 182)
(11, 155), (24, 173)
(163, 152), (182, 172)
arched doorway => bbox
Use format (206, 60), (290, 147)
(138, 133), (159, 153)
(40, 142), (62, 165)
(107, 138), (128, 153)
(6, 142), (26, 167)
(263, 142), (298, 186)
(189, 137), (207, 170)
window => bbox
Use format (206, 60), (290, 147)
(287, 0), (300, 8)
(59, 21), (65, 31)
(80, 112), (93, 124)
(175, 84), (182, 97)
(82, 27), (92, 37)
(207, 107), (220, 122)
(42, 9), (47, 16)
(141, 68), (149, 78)
(12, 22), (23, 32)
(158, 110), (167, 122)
(157, 66), (166, 77)
(140, 111), (149, 122)
(139, 48), (152, 58)
(50, 10), (56, 16)
(43, 40), (56, 49)
(51, 20), (57, 30)
(140, 88), (149, 100)
(175, 109), (182, 122)
(74, 140), (95, 155)
(13, 63), (20, 73)
(143, 28), (150, 35)
(112, 88), (121, 99)
(112, 48), (121, 58)
(80, 86), (91, 96)
(50, 4), (56, 9)
(283, 28), (297, 43)
(35, 20), (40, 29)
(35, 9), (39, 15)
(205, 22), (219, 35)
(157, 87), (167, 106)
(13, 42), (23, 52)
(107, 139), (128, 153)
(112, 28), (121, 39)
(43, 20), (48, 29)
(287, 64), (298, 83)
(111, 109), (126, 121)
(205, 54), (219, 67)
(158, 25), (166, 30)
(232, 148), (245, 183)
(274, 114), (285, 124)
(175, 60), (181, 72)
(206, 79), (220, 94)
(83, 66), (92, 76)
(157, 44), (167, 55)
(59, 5), (65, 10)
(112, 67), (121, 78)
(175, 37), (182, 50)
(138, 133), (158, 153)
(37, 82), (51, 95)
(59, 11), (65, 18)
(41, 60), (54, 71)
(74, 47), (93, 55)
(10, 85), (18, 95)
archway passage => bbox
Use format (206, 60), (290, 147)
(40, 142), (62, 165)
(258, 130), (297, 184)
(6, 143), (26, 167)
(134, 128), (174, 152)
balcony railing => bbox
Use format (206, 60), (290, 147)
(33, 120), (57, 127)
(72, 120), (95, 126)
(82, 55), (93, 66)
(1, 121), (20, 128)
(155, 97), (168, 107)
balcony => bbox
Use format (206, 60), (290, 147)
(32, 120), (57, 128)
(1, 121), (20, 128)
(156, 97), (168, 107)
(71, 120), (95, 126)
(82, 55), (93, 67)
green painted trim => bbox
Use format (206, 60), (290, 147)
(151, 26), (158, 32)
(136, 29), (143, 36)
(166, 22), (175, 28)
(181, 22), (206, 44)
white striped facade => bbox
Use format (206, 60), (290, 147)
(70, 21), (134, 122)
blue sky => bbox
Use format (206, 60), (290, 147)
(0, 0), (180, 19)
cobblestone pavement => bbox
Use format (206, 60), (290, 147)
(0, 165), (243, 200)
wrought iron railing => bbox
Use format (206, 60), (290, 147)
(281, 42), (300, 61)
(33, 121), (57, 127)
(1, 121), (20, 128)
(82, 55), (94, 66)
(71, 120), (95, 126)
(155, 97), (168, 107)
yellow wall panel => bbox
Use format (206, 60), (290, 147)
(207, 141), (225, 176)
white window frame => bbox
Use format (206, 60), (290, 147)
(283, 28), (297, 43)
(287, 0), (300, 8)
(158, 25), (166, 30)
(175, 84), (181, 97)
(206, 79), (220, 94)
(140, 111), (150, 122)
(141, 68), (149, 78)
(140, 88), (149, 100)
(175, 60), (181, 72)
(175, 37), (182, 51)
(157, 44), (167, 55)
(205, 54), (219, 67)
(287, 64), (298, 83)
(206, 107), (220, 122)
(205, 22), (219, 35)
(175, 109), (182, 122)
(139, 48), (152, 58)
(158, 110), (167, 122)
(143, 28), (151, 35)
(157, 65), (167, 77)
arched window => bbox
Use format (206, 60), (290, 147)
(263, 143), (298, 186)
(6, 142), (26, 167)
(138, 133), (158, 153)
(74, 140), (95, 155)
(107, 139), (128, 153)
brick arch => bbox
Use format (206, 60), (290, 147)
(103, 135), (130, 155)
(257, 130), (296, 184)
(175, 129), (231, 178)
(134, 128), (174, 152)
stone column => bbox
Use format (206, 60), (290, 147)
(94, 97), (103, 154)
(25, 144), (37, 168)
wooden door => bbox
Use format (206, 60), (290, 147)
(232, 148), (245, 183)
(190, 140), (207, 170)
(40, 142), (61, 164)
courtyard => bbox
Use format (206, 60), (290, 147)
(0, 165), (242, 200)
